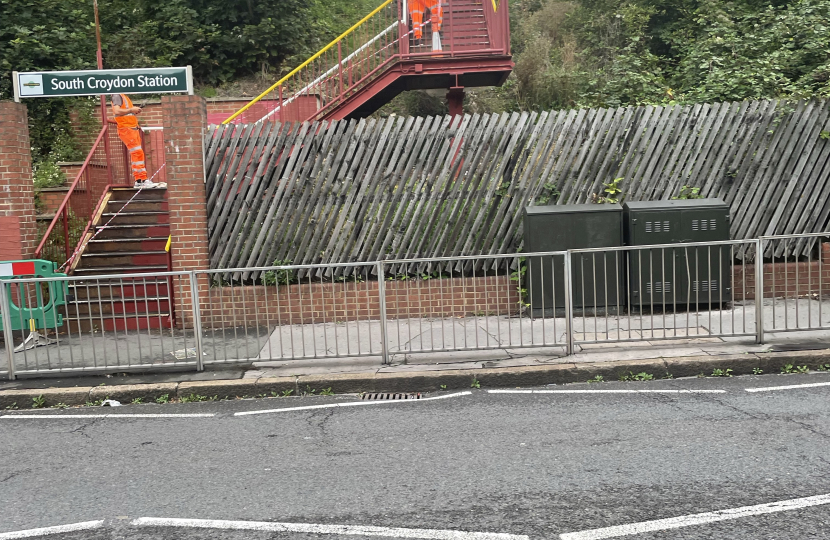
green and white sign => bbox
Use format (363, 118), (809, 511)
(12, 66), (193, 101)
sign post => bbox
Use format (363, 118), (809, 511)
(12, 67), (194, 102)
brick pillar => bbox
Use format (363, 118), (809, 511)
(162, 95), (209, 324)
(0, 102), (37, 261)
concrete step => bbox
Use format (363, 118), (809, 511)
(86, 237), (169, 253)
(93, 224), (170, 240)
(72, 264), (169, 276)
(80, 251), (168, 268)
(66, 297), (171, 317)
(110, 187), (167, 201)
(107, 200), (169, 213)
(99, 211), (169, 226)
(67, 280), (169, 300)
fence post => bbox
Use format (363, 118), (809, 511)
(377, 261), (390, 365)
(563, 251), (574, 356)
(755, 238), (764, 344)
(0, 284), (17, 380)
(188, 272), (205, 371)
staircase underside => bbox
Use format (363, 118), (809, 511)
(321, 55), (514, 121)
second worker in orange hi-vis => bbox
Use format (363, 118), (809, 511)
(409, 0), (443, 50)
(111, 94), (164, 189)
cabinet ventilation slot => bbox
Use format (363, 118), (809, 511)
(645, 221), (671, 233)
(691, 219), (718, 231)
(646, 282), (672, 294)
(692, 280), (718, 293)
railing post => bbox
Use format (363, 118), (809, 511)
(563, 251), (574, 356)
(189, 272), (205, 371)
(62, 207), (70, 262)
(338, 41), (344, 101)
(0, 283), (17, 380)
(756, 238), (764, 344)
(448, 0), (454, 56)
(377, 261), (390, 365)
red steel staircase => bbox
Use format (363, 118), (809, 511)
(223, 0), (513, 124)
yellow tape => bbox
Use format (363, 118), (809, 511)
(29, 319), (36, 332)
(165, 235), (172, 252)
(492, 0), (500, 11)
(222, 0), (394, 124)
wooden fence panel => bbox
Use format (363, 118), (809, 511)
(204, 99), (830, 280)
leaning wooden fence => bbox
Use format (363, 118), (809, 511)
(205, 99), (830, 280)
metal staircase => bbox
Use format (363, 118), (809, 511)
(224, 0), (513, 124)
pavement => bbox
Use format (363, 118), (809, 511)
(1, 373), (830, 538)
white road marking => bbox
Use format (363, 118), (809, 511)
(745, 381), (830, 393)
(234, 391), (472, 417)
(488, 389), (726, 394)
(0, 520), (104, 539)
(0, 414), (215, 419)
(131, 517), (528, 540)
(559, 492), (830, 539)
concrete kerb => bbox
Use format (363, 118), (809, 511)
(1, 350), (829, 409)
(88, 383), (178, 404)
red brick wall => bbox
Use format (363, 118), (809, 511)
(37, 188), (71, 216)
(200, 275), (521, 328)
(162, 95), (210, 323)
(0, 102), (37, 260)
(733, 243), (830, 299)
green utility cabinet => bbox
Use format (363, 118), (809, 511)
(623, 199), (731, 308)
(524, 204), (624, 316)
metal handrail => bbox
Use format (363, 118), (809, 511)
(34, 124), (108, 259)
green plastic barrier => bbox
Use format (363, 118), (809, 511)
(0, 260), (66, 332)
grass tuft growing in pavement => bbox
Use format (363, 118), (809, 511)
(781, 364), (809, 374)
(619, 371), (654, 382)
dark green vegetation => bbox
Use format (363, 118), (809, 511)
(2, 0), (829, 164)
(469, 0), (830, 113)
(0, 0), (377, 171)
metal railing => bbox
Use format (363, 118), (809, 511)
(3, 234), (830, 380)
(197, 262), (385, 364)
(759, 233), (830, 335)
(568, 240), (761, 346)
(1, 271), (197, 379)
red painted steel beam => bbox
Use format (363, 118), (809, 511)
(320, 55), (514, 121)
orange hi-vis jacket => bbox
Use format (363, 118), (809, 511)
(409, 0), (443, 39)
(112, 94), (147, 181)
(112, 93), (139, 129)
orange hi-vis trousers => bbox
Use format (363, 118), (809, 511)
(117, 127), (148, 181)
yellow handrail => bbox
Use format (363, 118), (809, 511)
(222, 0), (394, 124)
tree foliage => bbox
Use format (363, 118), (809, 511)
(493, 0), (830, 112)
(0, 0), (371, 161)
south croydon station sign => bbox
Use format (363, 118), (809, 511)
(13, 66), (193, 100)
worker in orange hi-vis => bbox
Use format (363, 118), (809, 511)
(111, 93), (164, 188)
(408, 0), (442, 50)
(409, 0), (427, 41)
(428, 0), (443, 51)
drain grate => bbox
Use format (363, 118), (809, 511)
(360, 392), (421, 401)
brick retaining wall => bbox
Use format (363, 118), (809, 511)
(200, 247), (830, 329)
(733, 243), (830, 299)
(200, 275), (521, 328)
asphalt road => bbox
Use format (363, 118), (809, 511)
(1, 373), (829, 539)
